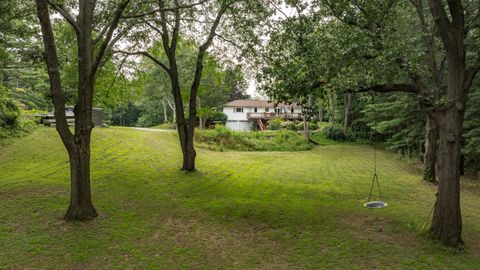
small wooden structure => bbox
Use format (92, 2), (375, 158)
(36, 107), (104, 127)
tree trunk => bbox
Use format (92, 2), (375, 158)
(343, 92), (352, 133)
(198, 97), (205, 130)
(319, 99), (323, 122)
(162, 98), (168, 123)
(303, 115), (309, 140)
(64, 75), (97, 221)
(423, 114), (438, 182)
(329, 93), (335, 123)
(428, 13), (467, 245)
(182, 132), (196, 171)
(64, 135), (97, 221)
(430, 110), (464, 247)
(167, 99), (176, 126)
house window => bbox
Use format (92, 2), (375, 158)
(274, 107), (282, 113)
(265, 108), (269, 112)
(235, 107), (243, 113)
(291, 108), (294, 113)
(254, 108), (258, 113)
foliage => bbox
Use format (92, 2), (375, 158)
(111, 102), (141, 127)
(361, 93), (424, 153)
(205, 110), (227, 126)
(256, 4), (323, 117)
(267, 117), (283, 130)
(135, 40), (248, 128)
(0, 86), (20, 130)
(323, 125), (347, 142)
(286, 121), (297, 131)
(0, 86), (42, 141)
(463, 83), (480, 177)
(195, 125), (311, 151)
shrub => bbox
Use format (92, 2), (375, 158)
(286, 121), (297, 131)
(324, 125), (347, 141)
(0, 99), (20, 129)
(267, 117), (283, 130)
(309, 121), (319, 130)
(206, 111), (227, 125)
(296, 121), (304, 131)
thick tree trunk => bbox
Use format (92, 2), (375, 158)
(423, 114), (438, 182)
(65, 75), (97, 220)
(64, 135), (97, 221)
(430, 111), (464, 247)
(182, 132), (196, 171)
(428, 14), (467, 245)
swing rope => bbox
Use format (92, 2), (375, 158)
(365, 92), (386, 208)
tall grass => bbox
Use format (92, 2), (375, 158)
(195, 125), (312, 151)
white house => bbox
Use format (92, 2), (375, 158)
(223, 99), (303, 131)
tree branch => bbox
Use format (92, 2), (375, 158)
(199, 4), (229, 52)
(114, 50), (170, 73)
(428, 0), (454, 45)
(356, 83), (420, 94)
(188, 3), (230, 135)
(170, 0), (181, 51)
(122, 0), (210, 19)
(157, 0), (172, 52)
(144, 21), (164, 36)
(35, 0), (74, 149)
(47, 0), (80, 34)
(92, 0), (131, 75)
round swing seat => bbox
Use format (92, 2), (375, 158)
(364, 201), (388, 209)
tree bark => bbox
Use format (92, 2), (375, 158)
(423, 114), (438, 182)
(64, 132), (97, 221)
(303, 115), (309, 140)
(198, 97), (205, 130)
(430, 110), (464, 247)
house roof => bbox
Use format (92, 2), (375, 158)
(224, 99), (302, 108)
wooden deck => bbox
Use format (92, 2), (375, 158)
(247, 112), (303, 120)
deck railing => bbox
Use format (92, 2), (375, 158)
(246, 112), (303, 120)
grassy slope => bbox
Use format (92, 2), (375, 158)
(0, 127), (479, 269)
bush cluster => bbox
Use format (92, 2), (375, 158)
(195, 124), (312, 151)
(269, 118), (319, 131)
(0, 87), (20, 129)
(323, 126), (347, 141)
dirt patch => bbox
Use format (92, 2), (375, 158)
(154, 216), (294, 269)
(337, 213), (418, 247)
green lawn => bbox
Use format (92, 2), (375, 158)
(1, 127), (479, 269)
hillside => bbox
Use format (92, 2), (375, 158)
(1, 127), (479, 269)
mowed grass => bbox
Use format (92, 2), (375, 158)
(0, 127), (479, 269)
